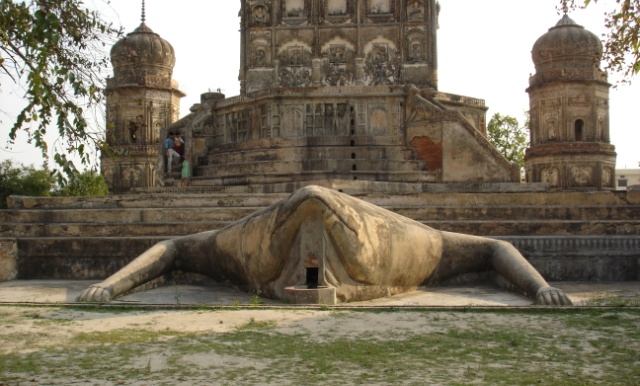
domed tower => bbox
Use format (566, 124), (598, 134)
(101, 1), (185, 193)
(525, 14), (616, 190)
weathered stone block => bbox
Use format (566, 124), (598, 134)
(0, 239), (17, 282)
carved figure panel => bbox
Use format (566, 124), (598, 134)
(251, 3), (271, 26)
(541, 168), (559, 187)
(282, 105), (304, 136)
(571, 166), (592, 187)
(369, 0), (391, 14)
(279, 66), (313, 87)
(324, 65), (354, 86)
(328, 0), (347, 15)
(363, 39), (400, 85)
(122, 166), (142, 188)
(405, 84), (442, 123)
(408, 1), (424, 21)
(277, 41), (313, 87)
(289, 46), (304, 66)
(285, 0), (305, 18)
(602, 167), (613, 187)
(369, 106), (388, 135)
(330, 44), (347, 64)
(544, 113), (558, 141)
(406, 30), (426, 62)
(250, 31), (272, 68)
(305, 103), (324, 135)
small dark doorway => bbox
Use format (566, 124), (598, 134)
(574, 119), (584, 141)
(306, 267), (319, 289)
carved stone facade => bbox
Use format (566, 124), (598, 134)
(102, 20), (184, 193)
(240, 0), (439, 94)
(525, 15), (616, 190)
(156, 0), (522, 191)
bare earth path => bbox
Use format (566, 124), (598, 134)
(0, 281), (639, 385)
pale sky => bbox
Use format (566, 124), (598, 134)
(1, 0), (638, 168)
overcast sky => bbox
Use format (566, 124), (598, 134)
(1, 0), (638, 168)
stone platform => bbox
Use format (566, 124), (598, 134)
(0, 280), (638, 307)
(1, 187), (639, 285)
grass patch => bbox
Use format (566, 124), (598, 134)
(0, 307), (639, 385)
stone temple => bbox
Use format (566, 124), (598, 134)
(100, 1), (617, 194)
(1, 2), (637, 304)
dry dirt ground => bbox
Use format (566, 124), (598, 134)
(0, 282), (639, 385)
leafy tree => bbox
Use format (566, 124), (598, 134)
(55, 170), (109, 197)
(487, 113), (530, 167)
(0, 0), (121, 181)
(0, 159), (54, 208)
(561, 0), (640, 79)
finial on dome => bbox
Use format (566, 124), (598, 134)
(141, 0), (146, 23)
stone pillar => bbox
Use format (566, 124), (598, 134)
(0, 239), (17, 282)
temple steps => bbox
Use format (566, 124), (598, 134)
(1, 189), (639, 281)
(2, 220), (639, 239)
(195, 135), (431, 186)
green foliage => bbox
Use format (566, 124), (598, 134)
(55, 170), (109, 197)
(486, 113), (529, 167)
(0, 0), (121, 181)
(0, 159), (54, 208)
(561, 0), (640, 80)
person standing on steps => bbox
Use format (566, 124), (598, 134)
(165, 132), (180, 173)
(181, 153), (191, 186)
(173, 132), (185, 162)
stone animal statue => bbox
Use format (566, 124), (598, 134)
(405, 83), (444, 123)
(77, 186), (571, 305)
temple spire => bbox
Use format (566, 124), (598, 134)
(141, 0), (146, 23)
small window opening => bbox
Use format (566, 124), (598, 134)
(351, 153), (356, 159)
(352, 164), (357, 171)
(350, 140), (355, 147)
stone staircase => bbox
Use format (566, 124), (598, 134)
(190, 136), (438, 188)
(1, 188), (639, 283)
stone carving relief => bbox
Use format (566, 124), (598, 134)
(328, 0), (347, 15)
(78, 186), (571, 306)
(324, 65), (353, 86)
(304, 103), (350, 135)
(251, 3), (271, 26)
(319, 39), (355, 86)
(544, 114), (558, 141)
(408, 1), (424, 21)
(122, 166), (142, 188)
(280, 67), (313, 87)
(406, 30), (426, 62)
(405, 84), (442, 123)
(369, 0), (391, 14)
(250, 31), (272, 68)
(282, 105), (304, 136)
(369, 106), (388, 134)
(128, 120), (139, 143)
(284, 0), (305, 18)
(277, 42), (313, 88)
(541, 168), (559, 187)
(364, 42), (400, 85)
(571, 166), (592, 187)
(329, 44), (347, 64)
(602, 167), (612, 187)
(191, 107), (214, 135)
(596, 115), (605, 141)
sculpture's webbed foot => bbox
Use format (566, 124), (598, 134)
(535, 287), (572, 306)
(77, 285), (112, 303)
